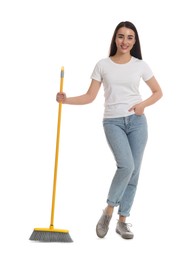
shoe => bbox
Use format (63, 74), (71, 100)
(96, 210), (112, 238)
(116, 221), (134, 239)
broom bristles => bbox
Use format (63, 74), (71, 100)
(29, 229), (73, 242)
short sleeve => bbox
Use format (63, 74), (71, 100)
(142, 61), (154, 81)
(91, 61), (102, 82)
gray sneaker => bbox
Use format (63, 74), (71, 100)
(116, 221), (134, 239)
(96, 211), (112, 238)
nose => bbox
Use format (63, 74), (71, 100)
(122, 37), (128, 44)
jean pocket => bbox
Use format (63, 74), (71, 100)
(131, 114), (147, 126)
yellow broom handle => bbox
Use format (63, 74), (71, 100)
(50, 66), (64, 229)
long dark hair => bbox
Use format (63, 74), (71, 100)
(109, 21), (142, 59)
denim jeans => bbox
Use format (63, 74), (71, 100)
(103, 114), (148, 217)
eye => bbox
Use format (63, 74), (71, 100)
(117, 34), (124, 39)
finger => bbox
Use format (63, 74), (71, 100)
(56, 94), (62, 101)
(56, 93), (63, 99)
(128, 106), (134, 112)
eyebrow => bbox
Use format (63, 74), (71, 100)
(117, 33), (134, 37)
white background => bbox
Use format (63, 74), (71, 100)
(0, 0), (191, 259)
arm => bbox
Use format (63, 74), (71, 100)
(129, 76), (163, 115)
(56, 79), (101, 105)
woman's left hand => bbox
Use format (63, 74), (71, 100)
(129, 103), (145, 115)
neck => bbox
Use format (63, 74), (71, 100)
(111, 53), (132, 64)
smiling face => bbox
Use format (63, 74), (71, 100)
(115, 27), (136, 55)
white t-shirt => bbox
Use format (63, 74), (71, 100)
(91, 56), (153, 118)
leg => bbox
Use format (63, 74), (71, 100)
(118, 114), (148, 217)
(96, 117), (135, 238)
(103, 118), (135, 208)
(104, 205), (114, 216)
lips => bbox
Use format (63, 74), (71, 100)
(121, 45), (129, 50)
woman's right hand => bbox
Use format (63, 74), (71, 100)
(56, 92), (67, 103)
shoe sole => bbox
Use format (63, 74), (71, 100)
(116, 229), (134, 239)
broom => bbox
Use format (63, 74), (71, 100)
(29, 67), (73, 242)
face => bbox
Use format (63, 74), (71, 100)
(115, 27), (136, 54)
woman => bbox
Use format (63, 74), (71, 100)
(56, 21), (163, 239)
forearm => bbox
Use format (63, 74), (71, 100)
(57, 79), (101, 105)
(142, 90), (163, 108)
(129, 89), (163, 115)
(64, 93), (93, 105)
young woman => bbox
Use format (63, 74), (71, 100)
(56, 21), (163, 239)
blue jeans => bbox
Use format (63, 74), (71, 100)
(103, 114), (148, 217)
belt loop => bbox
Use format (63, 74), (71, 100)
(124, 116), (129, 125)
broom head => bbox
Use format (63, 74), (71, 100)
(29, 227), (73, 242)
